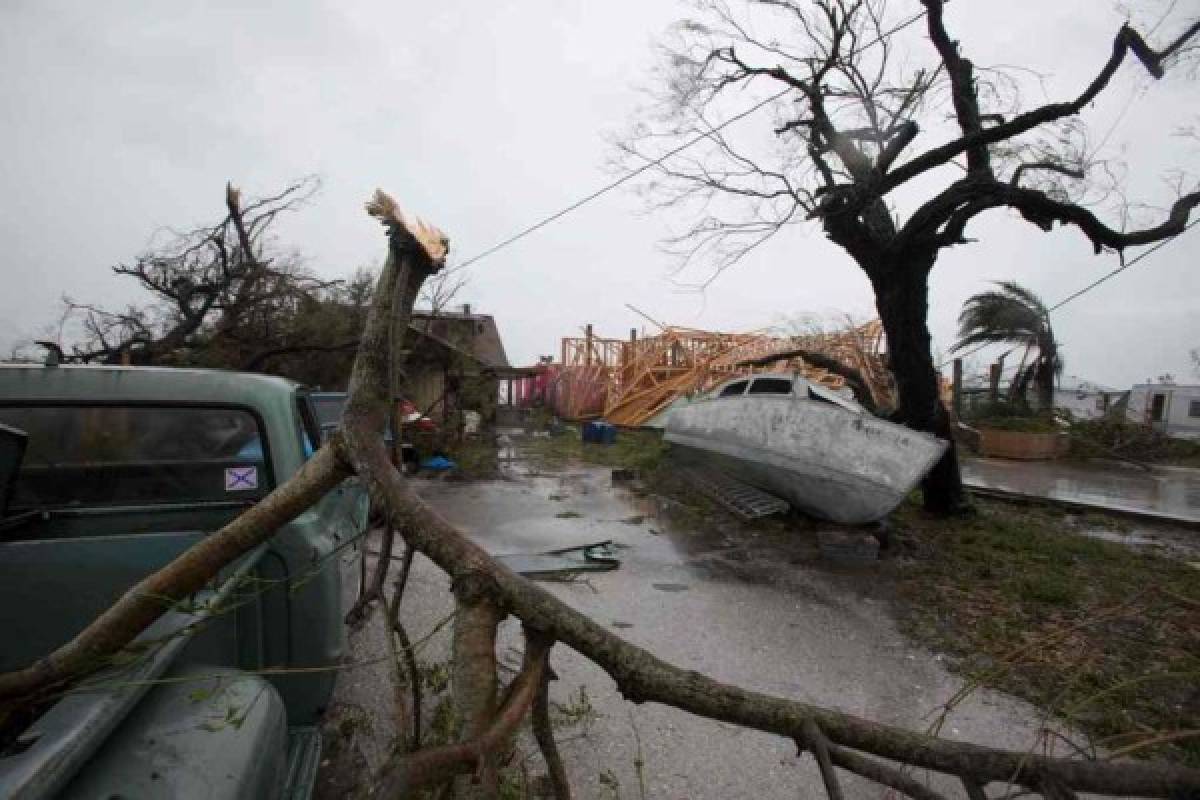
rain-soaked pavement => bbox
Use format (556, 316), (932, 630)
(962, 456), (1200, 525)
(318, 448), (1083, 799)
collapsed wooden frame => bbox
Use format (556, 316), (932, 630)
(555, 321), (894, 425)
(2, 192), (1197, 799)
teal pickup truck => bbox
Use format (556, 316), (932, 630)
(0, 364), (367, 799)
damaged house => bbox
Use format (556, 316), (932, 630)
(400, 306), (511, 428)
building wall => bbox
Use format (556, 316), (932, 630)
(406, 365), (446, 418)
(1053, 388), (1110, 420)
(1126, 384), (1200, 439)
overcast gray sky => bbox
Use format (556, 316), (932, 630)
(1, 0), (1197, 389)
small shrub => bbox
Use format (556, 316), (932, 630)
(964, 400), (1060, 433)
(1067, 417), (1200, 465)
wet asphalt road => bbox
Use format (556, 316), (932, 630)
(963, 456), (1200, 525)
(319, 451), (1073, 799)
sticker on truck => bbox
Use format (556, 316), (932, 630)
(224, 466), (258, 491)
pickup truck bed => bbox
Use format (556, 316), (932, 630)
(0, 365), (365, 798)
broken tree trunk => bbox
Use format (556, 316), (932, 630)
(3, 190), (1198, 799)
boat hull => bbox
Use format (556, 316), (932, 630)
(665, 395), (947, 525)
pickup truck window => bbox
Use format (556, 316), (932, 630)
(296, 395), (320, 457)
(0, 405), (272, 509)
(309, 393), (345, 431)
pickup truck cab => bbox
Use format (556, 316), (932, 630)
(0, 364), (367, 799)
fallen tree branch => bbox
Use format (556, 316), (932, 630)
(346, 522), (396, 626)
(388, 544), (422, 750)
(0, 443), (348, 705)
(452, 585), (504, 798)
(340, 192), (1200, 797)
(826, 741), (949, 800)
(801, 718), (845, 800)
(370, 629), (550, 799)
(532, 650), (572, 800)
(8, 188), (1200, 799)
(379, 596), (412, 751)
(389, 573), (422, 754)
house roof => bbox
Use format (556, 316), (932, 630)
(1056, 375), (1115, 393)
(409, 309), (510, 369)
(1131, 382), (1200, 391)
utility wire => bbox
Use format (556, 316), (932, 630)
(1045, 219), (1199, 312)
(450, 88), (789, 272)
(450, 10), (929, 273)
(941, 219), (1199, 368)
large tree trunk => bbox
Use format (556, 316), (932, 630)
(871, 261), (966, 514)
(1036, 355), (1056, 411)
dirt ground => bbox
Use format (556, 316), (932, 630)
(313, 443), (1108, 799)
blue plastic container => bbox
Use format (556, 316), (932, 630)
(583, 421), (617, 445)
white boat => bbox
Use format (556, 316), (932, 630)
(664, 373), (948, 525)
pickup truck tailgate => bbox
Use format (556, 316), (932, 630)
(60, 665), (287, 800)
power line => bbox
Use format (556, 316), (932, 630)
(941, 219), (1199, 368)
(450, 10), (929, 273)
(1046, 219), (1199, 312)
(450, 87), (789, 272)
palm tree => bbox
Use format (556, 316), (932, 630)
(953, 281), (1062, 410)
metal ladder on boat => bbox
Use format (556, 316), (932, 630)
(682, 467), (790, 520)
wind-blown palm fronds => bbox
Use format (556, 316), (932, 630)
(954, 281), (1062, 408)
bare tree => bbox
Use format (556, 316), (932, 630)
(617, 0), (1200, 512)
(2, 191), (1197, 798)
(59, 177), (366, 384)
(417, 265), (471, 319)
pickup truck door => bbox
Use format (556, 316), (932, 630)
(295, 390), (368, 578)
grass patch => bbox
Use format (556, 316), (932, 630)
(551, 684), (600, 734)
(523, 426), (669, 473)
(1065, 418), (1200, 467)
(893, 498), (1200, 764)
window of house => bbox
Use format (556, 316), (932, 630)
(718, 380), (749, 398)
(1189, 400), (1200, 418)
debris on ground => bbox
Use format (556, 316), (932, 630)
(815, 529), (881, 564)
(582, 420), (617, 444)
(494, 540), (620, 580)
(420, 455), (457, 471)
(681, 466), (791, 520)
(546, 320), (893, 426)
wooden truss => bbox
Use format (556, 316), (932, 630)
(554, 321), (893, 426)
